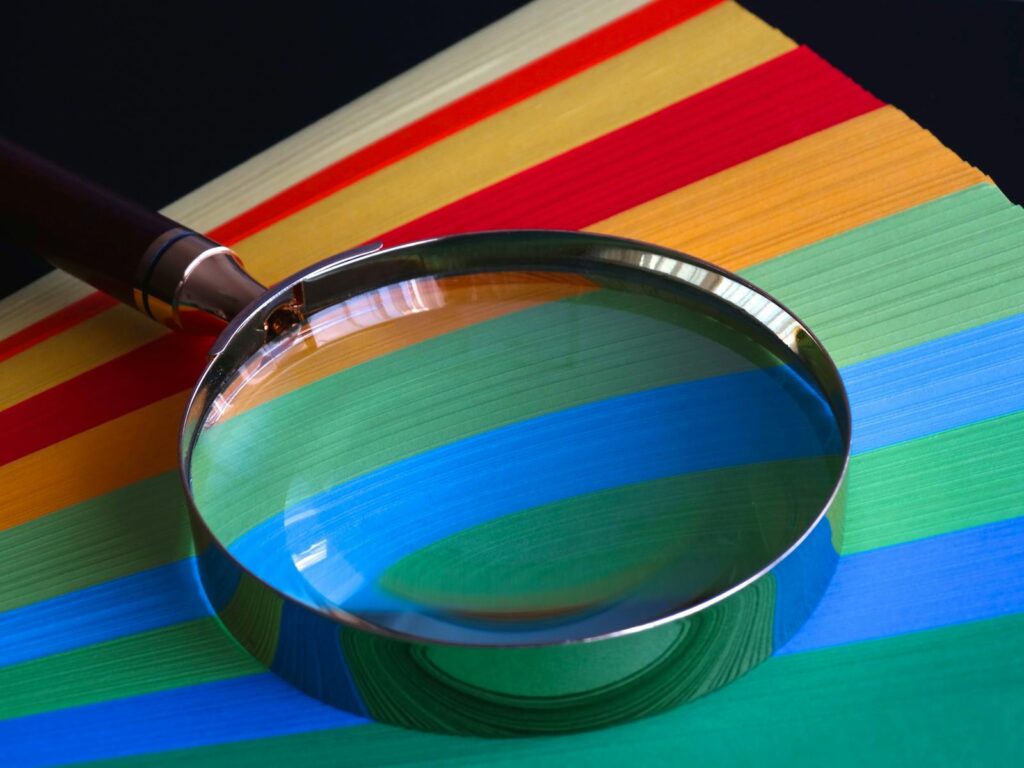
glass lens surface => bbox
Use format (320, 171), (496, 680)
(189, 269), (842, 644)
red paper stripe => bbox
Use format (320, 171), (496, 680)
(0, 333), (211, 466)
(207, 0), (721, 245)
(378, 47), (883, 245)
(0, 47), (880, 466)
(0, 292), (117, 363)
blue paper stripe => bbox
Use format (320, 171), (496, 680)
(845, 312), (1024, 453)
(780, 516), (1024, 654)
(0, 673), (365, 767)
(0, 561), (208, 667)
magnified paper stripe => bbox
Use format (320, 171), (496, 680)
(192, 285), (788, 544)
(222, 368), (838, 608)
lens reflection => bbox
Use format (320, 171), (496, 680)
(189, 270), (841, 644)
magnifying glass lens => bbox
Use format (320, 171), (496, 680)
(189, 269), (842, 644)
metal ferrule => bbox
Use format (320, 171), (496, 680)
(134, 228), (266, 333)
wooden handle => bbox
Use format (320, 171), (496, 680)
(0, 138), (182, 306)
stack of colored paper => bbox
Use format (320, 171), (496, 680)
(0, 1), (1021, 764)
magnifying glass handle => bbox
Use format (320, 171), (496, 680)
(0, 138), (265, 332)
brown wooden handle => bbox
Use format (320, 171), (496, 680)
(0, 137), (183, 306)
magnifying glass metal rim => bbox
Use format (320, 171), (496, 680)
(179, 228), (851, 650)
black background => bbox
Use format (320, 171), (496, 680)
(2, 0), (1022, 296)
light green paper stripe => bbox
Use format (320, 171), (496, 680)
(0, 473), (190, 613)
(0, 619), (260, 720)
(844, 409), (1024, 553)
(741, 184), (1024, 367)
(81, 612), (1024, 767)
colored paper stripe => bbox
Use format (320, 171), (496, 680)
(208, 0), (722, 245)
(781, 517), (1024, 654)
(0, 271), (94, 344)
(0, 561), (207, 667)
(744, 184), (1023, 365)
(844, 409), (1024, 554)
(233, 2), (794, 279)
(845, 311), (1024, 453)
(0, 392), (185, 533)
(0, 292), (116, 364)
(0, 304), (166, 415)
(0, 334), (208, 467)
(0, 675), (365, 768)
(0, 473), (190, 613)
(0, 619), (261, 721)
(587, 106), (986, 271)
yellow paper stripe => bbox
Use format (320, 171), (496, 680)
(0, 305), (166, 412)
(0, 393), (184, 533)
(587, 106), (988, 269)
(0, 272), (95, 343)
(233, 2), (795, 281)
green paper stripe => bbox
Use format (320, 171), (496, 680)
(844, 409), (1024, 553)
(743, 184), (1024, 367)
(81, 612), (1024, 766)
(0, 473), (190, 613)
(0, 619), (260, 720)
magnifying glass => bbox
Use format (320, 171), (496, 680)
(1, 140), (849, 735)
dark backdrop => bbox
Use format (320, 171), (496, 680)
(2, 0), (1021, 297)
